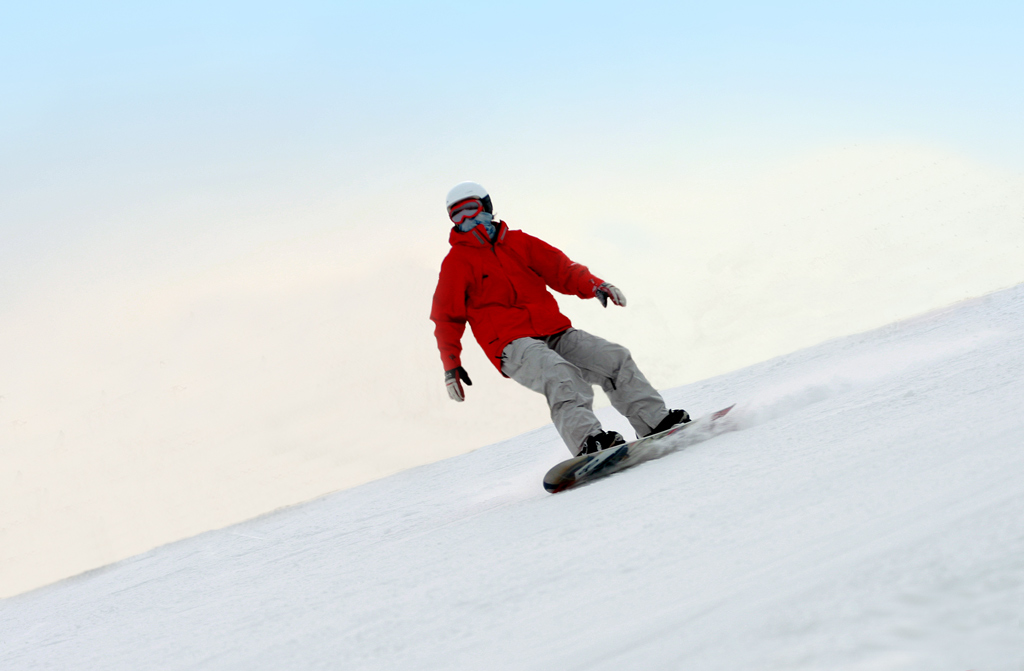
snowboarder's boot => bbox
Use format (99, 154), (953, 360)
(579, 430), (627, 456)
(645, 409), (691, 437)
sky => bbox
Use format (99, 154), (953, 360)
(2, 1), (1023, 597)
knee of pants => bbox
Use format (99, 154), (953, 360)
(606, 341), (632, 364)
(599, 343), (633, 380)
(545, 363), (589, 402)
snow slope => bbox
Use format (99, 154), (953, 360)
(3, 284), (1024, 670)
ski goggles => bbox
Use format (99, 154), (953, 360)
(448, 198), (484, 225)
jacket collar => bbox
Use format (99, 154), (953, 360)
(449, 220), (509, 248)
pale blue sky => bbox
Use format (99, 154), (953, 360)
(2, 0), (1022, 318)
(2, 0), (1020, 313)
(4, 2), (1022, 213)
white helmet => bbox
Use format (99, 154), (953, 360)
(445, 181), (492, 214)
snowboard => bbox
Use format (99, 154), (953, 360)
(543, 405), (737, 493)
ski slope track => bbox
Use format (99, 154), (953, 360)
(4, 285), (1024, 670)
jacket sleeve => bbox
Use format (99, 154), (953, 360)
(519, 232), (604, 299)
(430, 254), (469, 370)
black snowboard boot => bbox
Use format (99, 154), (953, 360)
(644, 409), (691, 437)
(579, 430), (626, 456)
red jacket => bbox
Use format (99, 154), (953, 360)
(431, 220), (605, 373)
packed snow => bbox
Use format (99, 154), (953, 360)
(3, 284), (1024, 670)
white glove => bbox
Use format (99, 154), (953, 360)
(444, 366), (472, 402)
(594, 282), (626, 308)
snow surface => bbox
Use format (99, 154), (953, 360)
(3, 284), (1024, 670)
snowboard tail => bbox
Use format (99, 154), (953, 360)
(543, 405), (737, 493)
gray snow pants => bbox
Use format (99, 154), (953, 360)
(500, 328), (669, 455)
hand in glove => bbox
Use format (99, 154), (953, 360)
(444, 366), (473, 402)
(594, 282), (627, 308)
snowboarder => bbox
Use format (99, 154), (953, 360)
(430, 181), (690, 456)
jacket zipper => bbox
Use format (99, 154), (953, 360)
(492, 244), (520, 305)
